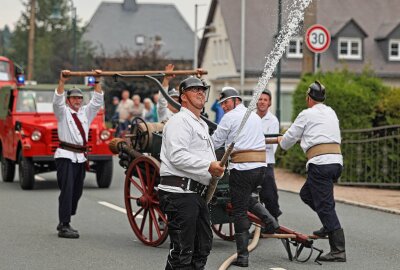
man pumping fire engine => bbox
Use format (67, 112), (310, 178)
(157, 64), (179, 122)
(53, 70), (103, 239)
(158, 76), (225, 269)
(211, 87), (279, 267)
(278, 81), (346, 262)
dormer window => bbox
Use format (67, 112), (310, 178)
(286, 37), (303, 58)
(338, 37), (362, 60)
(389, 39), (400, 61)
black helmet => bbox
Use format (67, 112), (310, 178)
(66, 87), (83, 98)
(307, 81), (325, 102)
(179, 77), (209, 92)
(178, 77), (209, 103)
(168, 88), (179, 98)
(219, 86), (242, 103)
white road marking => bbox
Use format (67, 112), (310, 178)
(270, 268), (287, 270)
(98, 201), (143, 218)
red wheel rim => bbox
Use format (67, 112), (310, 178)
(124, 155), (168, 246)
(212, 223), (235, 241)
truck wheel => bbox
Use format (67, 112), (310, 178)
(19, 153), (35, 190)
(1, 154), (15, 182)
(95, 159), (113, 188)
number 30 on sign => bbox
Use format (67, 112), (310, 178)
(305, 24), (331, 53)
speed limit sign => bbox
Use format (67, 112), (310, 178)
(305, 24), (331, 53)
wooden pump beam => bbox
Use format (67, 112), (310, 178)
(62, 69), (208, 77)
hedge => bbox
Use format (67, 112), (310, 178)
(276, 69), (400, 185)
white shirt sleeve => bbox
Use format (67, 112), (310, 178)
(280, 110), (306, 151)
(84, 91), (104, 124)
(211, 115), (231, 149)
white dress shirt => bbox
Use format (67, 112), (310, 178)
(158, 107), (216, 193)
(279, 103), (343, 168)
(157, 87), (175, 121)
(53, 90), (104, 163)
(260, 111), (279, 164)
(212, 103), (268, 171)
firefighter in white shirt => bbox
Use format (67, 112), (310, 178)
(158, 77), (225, 270)
(211, 87), (279, 267)
(278, 81), (346, 262)
(157, 64), (179, 122)
(53, 70), (103, 239)
(256, 90), (282, 220)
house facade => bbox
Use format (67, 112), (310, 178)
(199, 0), (400, 126)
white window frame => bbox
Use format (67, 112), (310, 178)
(213, 40), (218, 65)
(389, 39), (400, 61)
(338, 37), (362, 60)
(224, 38), (229, 64)
(218, 39), (224, 64)
(135, 35), (145, 45)
(286, 37), (303, 58)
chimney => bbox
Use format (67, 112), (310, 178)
(123, 0), (137, 12)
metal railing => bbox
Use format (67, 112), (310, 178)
(340, 125), (400, 186)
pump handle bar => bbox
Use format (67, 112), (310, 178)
(62, 69), (207, 77)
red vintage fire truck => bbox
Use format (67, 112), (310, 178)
(0, 56), (114, 190)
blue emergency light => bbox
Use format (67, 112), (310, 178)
(87, 76), (96, 86)
(17, 74), (25, 85)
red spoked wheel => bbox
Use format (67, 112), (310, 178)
(124, 155), (168, 246)
(212, 223), (235, 241)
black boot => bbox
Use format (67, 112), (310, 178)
(319, 228), (346, 262)
(313, 226), (329, 237)
(249, 202), (279, 234)
(232, 231), (250, 267)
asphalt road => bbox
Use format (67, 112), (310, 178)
(1, 157), (399, 270)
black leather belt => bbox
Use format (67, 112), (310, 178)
(59, 141), (88, 153)
(160, 176), (207, 196)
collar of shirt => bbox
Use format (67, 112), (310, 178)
(180, 107), (202, 122)
(261, 110), (272, 120)
(226, 103), (246, 115)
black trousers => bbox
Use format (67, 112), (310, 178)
(229, 167), (267, 233)
(300, 163), (343, 232)
(259, 165), (282, 219)
(159, 191), (213, 270)
(55, 158), (86, 224)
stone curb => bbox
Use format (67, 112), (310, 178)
(279, 188), (400, 216)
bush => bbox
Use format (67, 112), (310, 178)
(277, 69), (392, 178)
(376, 87), (400, 125)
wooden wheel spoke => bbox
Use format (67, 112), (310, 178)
(129, 176), (144, 194)
(154, 207), (167, 224)
(229, 223), (234, 236)
(145, 162), (154, 193)
(133, 207), (144, 218)
(216, 224), (223, 233)
(135, 164), (148, 193)
(140, 209), (149, 232)
(149, 208), (162, 239)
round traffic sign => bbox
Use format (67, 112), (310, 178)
(305, 24), (331, 53)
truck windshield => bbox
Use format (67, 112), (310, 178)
(0, 61), (11, 81)
(16, 89), (92, 113)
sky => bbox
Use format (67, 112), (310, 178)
(0, 0), (211, 32)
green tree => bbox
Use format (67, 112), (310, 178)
(7, 0), (96, 83)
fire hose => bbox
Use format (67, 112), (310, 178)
(218, 226), (261, 270)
